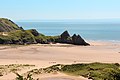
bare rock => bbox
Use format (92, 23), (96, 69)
(72, 34), (90, 46)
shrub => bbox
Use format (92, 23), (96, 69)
(15, 72), (34, 80)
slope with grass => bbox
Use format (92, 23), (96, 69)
(0, 18), (20, 32)
(0, 18), (90, 45)
(26, 63), (120, 80)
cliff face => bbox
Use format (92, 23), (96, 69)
(0, 18), (20, 32)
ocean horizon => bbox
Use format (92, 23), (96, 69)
(16, 21), (120, 42)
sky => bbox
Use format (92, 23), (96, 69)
(0, 0), (120, 20)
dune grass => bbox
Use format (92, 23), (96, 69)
(26, 63), (120, 80)
(60, 62), (120, 80)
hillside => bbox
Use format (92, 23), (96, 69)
(0, 18), (90, 45)
(0, 18), (20, 32)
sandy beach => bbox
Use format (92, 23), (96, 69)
(0, 41), (120, 80)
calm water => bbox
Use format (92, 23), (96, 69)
(17, 22), (120, 41)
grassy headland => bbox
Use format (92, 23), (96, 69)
(0, 18), (90, 45)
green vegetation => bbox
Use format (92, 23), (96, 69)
(0, 18), (60, 44)
(60, 63), (120, 80)
(0, 29), (60, 44)
(9, 30), (36, 43)
(0, 30), (35, 44)
(35, 35), (60, 43)
(0, 18), (20, 32)
(0, 18), (89, 45)
(26, 63), (120, 80)
(0, 23), (61, 45)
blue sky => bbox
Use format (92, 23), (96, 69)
(0, 0), (120, 20)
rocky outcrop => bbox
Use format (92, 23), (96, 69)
(59, 30), (72, 43)
(58, 31), (90, 46)
(72, 34), (89, 45)
(61, 30), (70, 39)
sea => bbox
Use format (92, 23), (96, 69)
(16, 21), (120, 42)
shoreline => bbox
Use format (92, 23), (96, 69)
(0, 40), (120, 62)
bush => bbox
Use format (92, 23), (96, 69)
(15, 72), (34, 80)
(60, 63), (120, 80)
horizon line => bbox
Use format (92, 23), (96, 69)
(15, 18), (120, 23)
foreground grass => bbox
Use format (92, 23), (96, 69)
(25, 63), (120, 80)
(60, 63), (120, 80)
